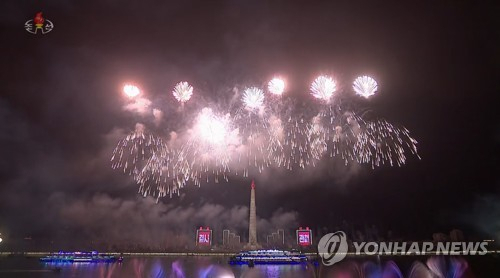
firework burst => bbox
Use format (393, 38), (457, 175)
(353, 76), (378, 98)
(268, 77), (286, 96)
(242, 87), (265, 110)
(311, 75), (336, 102)
(172, 81), (194, 103)
(178, 108), (240, 184)
(113, 73), (420, 200)
(123, 84), (141, 98)
(111, 123), (164, 175)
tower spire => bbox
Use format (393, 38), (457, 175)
(246, 179), (260, 249)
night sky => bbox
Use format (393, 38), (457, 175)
(0, 1), (497, 248)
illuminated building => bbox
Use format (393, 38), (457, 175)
(196, 227), (212, 247)
(296, 227), (313, 246)
(223, 229), (241, 249)
(245, 180), (261, 249)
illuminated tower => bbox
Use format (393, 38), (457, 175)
(246, 180), (260, 249)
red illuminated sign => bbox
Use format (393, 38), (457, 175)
(297, 227), (312, 246)
(298, 231), (311, 246)
(198, 231), (210, 245)
(196, 227), (212, 246)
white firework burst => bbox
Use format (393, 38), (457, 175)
(123, 84), (140, 98)
(353, 76), (378, 98)
(195, 108), (230, 146)
(172, 81), (194, 103)
(268, 77), (286, 96)
(243, 87), (265, 110)
(311, 75), (336, 101)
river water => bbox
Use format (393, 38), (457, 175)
(0, 255), (498, 277)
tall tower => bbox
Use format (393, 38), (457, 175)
(246, 180), (259, 249)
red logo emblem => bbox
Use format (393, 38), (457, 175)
(25, 12), (54, 34)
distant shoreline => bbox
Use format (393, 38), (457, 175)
(2, 251), (318, 257)
(2, 250), (498, 258)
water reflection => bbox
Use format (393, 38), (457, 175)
(36, 256), (475, 278)
(171, 260), (184, 278)
(324, 256), (472, 278)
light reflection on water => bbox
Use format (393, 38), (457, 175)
(0, 256), (479, 278)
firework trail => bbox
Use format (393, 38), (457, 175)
(353, 119), (420, 167)
(113, 74), (420, 199)
(263, 76), (325, 170)
(135, 143), (177, 199)
(234, 87), (272, 175)
(111, 123), (164, 175)
(308, 75), (357, 164)
(307, 75), (419, 167)
(134, 108), (240, 199)
(262, 78), (321, 170)
(307, 75), (343, 164)
(268, 115), (323, 169)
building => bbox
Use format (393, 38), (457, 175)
(223, 229), (241, 249)
(244, 180), (261, 250)
(278, 229), (284, 245)
(223, 229), (230, 246)
(266, 229), (285, 247)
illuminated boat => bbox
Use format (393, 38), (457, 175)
(229, 249), (307, 265)
(40, 251), (123, 263)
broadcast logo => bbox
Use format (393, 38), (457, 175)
(317, 231), (348, 266)
(318, 230), (490, 266)
(25, 12), (54, 34)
